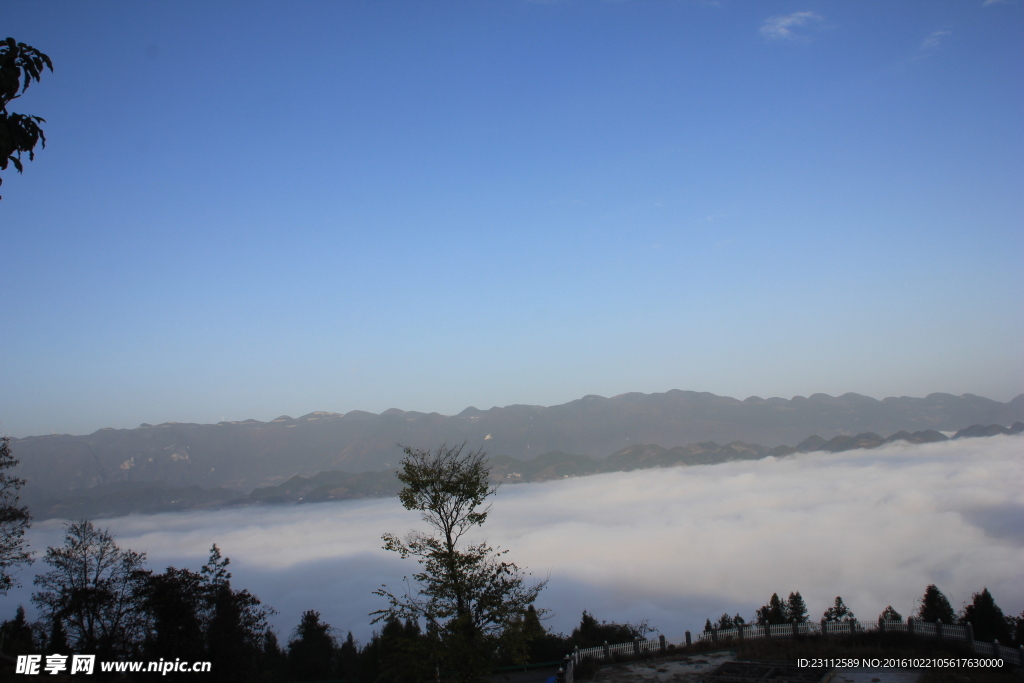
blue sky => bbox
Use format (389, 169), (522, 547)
(2, 0), (1021, 437)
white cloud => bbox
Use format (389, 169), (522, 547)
(10, 436), (1023, 644)
(983, 0), (1009, 6)
(760, 11), (824, 41)
(922, 30), (952, 50)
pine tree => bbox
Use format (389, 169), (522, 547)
(757, 593), (789, 625)
(288, 610), (336, 681)
(823, 597), (855, 622)
(879, 605), (903, 623)
(46, 618), (67, 654)
(786, 592), (809, 623)
(0, 606), (36, 656)
(961, 588), (1012, 644)
(917, 585), (956, 624)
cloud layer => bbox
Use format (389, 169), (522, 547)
(760, 11), (823, 41)
(9, 436), (1023, 644)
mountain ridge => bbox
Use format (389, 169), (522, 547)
(10, 389), (1024, 498)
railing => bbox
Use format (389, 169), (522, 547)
(556, 619), (1023, 683)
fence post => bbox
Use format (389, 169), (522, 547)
(574, 645), (580, 663)
(711, 627), (717, 643)
(965, 623), (974, 644)
(603, 641), (610, 660)
(792, 621), (799, 637)
(660, 634), (667, 653)
(737, 624), (744, 640)
(936, 620), (943, 640)
(907, 617), (915, 637)
(685, 630), (692, 647)
(765, 622), (772, 639)
(821, 618), (828, 636)
(633, 637), (641, 657)
(878, 616), (885, 633)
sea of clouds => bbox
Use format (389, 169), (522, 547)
(5, 435), (1023, 645)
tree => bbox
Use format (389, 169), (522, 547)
(961, 588), (1013, 644)
(0, 436), (32, 593)
(288, 610), (337, 681)
(0, 605), (36, 656)
(200, 545), (274, 683)
(786, 592), (808, 623)
(879, 605), (903, 623)
(917, 585), (956, 624)
(756, 593), (788, 625)
(140, 567), (206, 664)
(31, 520), (148, 657)
(375, 443), (546, 681)
(822, 597), (855, 622)
(0, 37), (53, 200)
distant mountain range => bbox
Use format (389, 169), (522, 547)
(9, 388), (1023, 519)
(23, 421), (1024, 521)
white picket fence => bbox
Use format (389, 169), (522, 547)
(557, 619), (1023, 683)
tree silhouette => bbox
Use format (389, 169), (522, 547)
(879, 605), (903, 623)
(0, 37), (53, 200)
(375, 443), (545, 681)
(200, 544), (273, 683)
(961, 588), (1013, 644)
(756, 593), (788, 625)
(917, 584), (956, 624)
(786, 592), (809, 623)
(822, 596), (855, 622)
(288, 610), (337, 681)
(0, 436), (32, 593)
(31, 520), (148, 658)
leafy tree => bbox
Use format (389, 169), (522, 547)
(568, 610), (638, 649)
(375, 443), (546, 681)
(822, 597), (855, 622)
(786, 592), (808, 623)
(879, 605), (903, 623)
(733, 613), (746, 626)
(917, 585), (956, 624)
(756, 593), (788, 625)
(1013, 610), (1024, 648)
(0, 37), (53, 200)
(704, 618), (713, 634)
(288, 610), (337, 681)
(715, 613), (735, 630)
(961, 588), (1013, 644)
(0, 436), (32, 593)
(31, 520), (148, 657)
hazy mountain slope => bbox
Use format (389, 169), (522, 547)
(11, 390), (1024, 496)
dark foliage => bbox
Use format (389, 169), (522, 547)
(31, 520), (149, 658)
(0, 37), (52, 200)
(0, 605), (37, 656)
(0, 436), (32, 593)
(918, 585), (957, 624)
(756, 593), (789, 625)
(823, 596), (855, 622)
(960, 588), (1013, 644)
(288, 610), (337, 681)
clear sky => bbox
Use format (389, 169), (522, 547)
(2, 0), (1021, 438)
